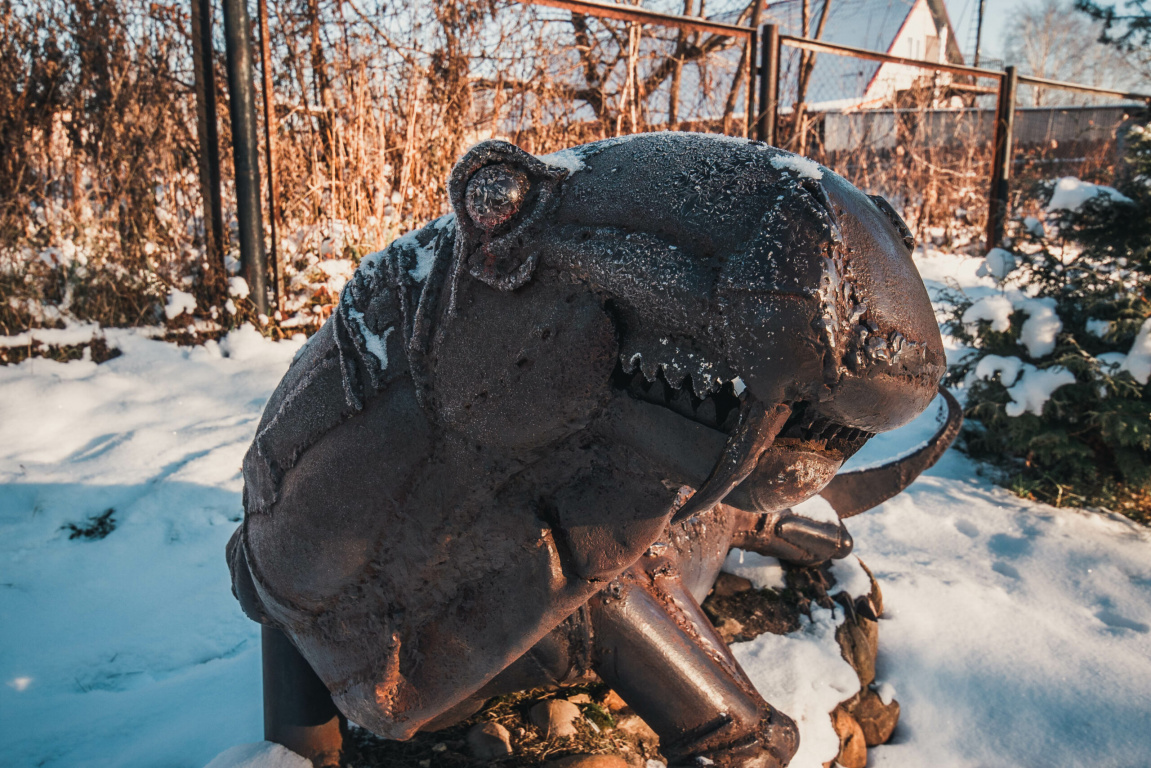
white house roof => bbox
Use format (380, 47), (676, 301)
(763, 0), (964, 107)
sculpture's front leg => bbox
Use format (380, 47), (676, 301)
(588, 556), (798, 768)
(730, 507), (853, 566)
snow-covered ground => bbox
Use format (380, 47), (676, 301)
(2, 250), (1150, 768)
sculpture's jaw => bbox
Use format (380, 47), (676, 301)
(603, 359), (869, 521)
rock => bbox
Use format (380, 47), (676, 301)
(614, 714), (660, 747)
(467, 721), (514, 760)
(858, 559), (884, 617)
(711, 572), (754, 597)
(568, 693), (593, 705)
(714, 616), (745, 644)
(836, 615), (879, 687)
(849, 687), (901, 746)
(545, 755), (631, 768)
(531, 699), (583, 738)
(601, 690), (629, 711)
(827, 708), (867, 768)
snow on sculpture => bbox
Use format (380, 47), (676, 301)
(227, 133), (959, 768)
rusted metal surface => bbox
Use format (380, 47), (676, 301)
(757, 23), (780, 145)
(820, 386), (963, 519)
(987, 66), (1018, 250)
(1016, 74), (1151, 103)
(780, 34), (1004, 81)
(229, 133), (952, 767)
(525, 0), (753, 37)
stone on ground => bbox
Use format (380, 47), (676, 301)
(531, 699), (583, 738)
(467, 721), (514, 759)
(849, 687), (901, 746)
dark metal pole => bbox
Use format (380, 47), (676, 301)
(190, 0), (226, 295)
(987, 65), (1018, 249)
(221, 0), (270, 314)
(973, 0), (986, 68)
(256, 0), (282, 313)
(745, 27), (758, 138)
(263, 626), (344, 766)
(757, 23), (779, 145)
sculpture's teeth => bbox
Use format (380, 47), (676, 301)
(620, 333), (735, 399)
(671, 398), (792, 523)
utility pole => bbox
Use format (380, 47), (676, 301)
(973, 0), (986, 67)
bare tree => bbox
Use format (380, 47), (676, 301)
(1003, 0), (1147, 105)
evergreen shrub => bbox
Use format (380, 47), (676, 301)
(944, 119), (1151, 522)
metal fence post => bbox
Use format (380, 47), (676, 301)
(745, 27), (758, 138)
(986, 65), (1018, 250)
(256, 0), (282, 313)
(756, 23), (779, 145)
(221, 0), (270, 314)
(190, 0), (226, 290)
(263, 626), (344, 766)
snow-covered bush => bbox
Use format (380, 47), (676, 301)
(945, 121), (1151, 520)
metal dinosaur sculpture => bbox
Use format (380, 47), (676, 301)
(227, 132), (960, 768)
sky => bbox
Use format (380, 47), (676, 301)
(945, 0), (1042, 64)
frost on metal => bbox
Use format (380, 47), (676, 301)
(228, 132), (955, 768)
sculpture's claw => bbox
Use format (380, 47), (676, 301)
(773, 514), (854, 565)
(732, 508), (853, 566)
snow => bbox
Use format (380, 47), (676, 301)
(1046, 176), (1134, 213)
(974, 356), (1076, 417)
(2, 244), (1151, 768)
(769, 154), (824, 180)
(1015, 297), (1063, 358)
(961, 294), (1013, 333)
(165, 288), (197, 320)
(538, 148), (586, 173)
(974, 354), (1026, 386)
(0, 327), (304, 768)
(345, 306), (394, 369)
(791, 494), (840, 524)
(1004, 366), (1077, 418)
(227, 277), (250, 299)
(1085, 318), (1112, 338)
(1097, 351), (1127, 370)
(722, 549), (786, 591)
(0, 319), (105, 349)
(828, 556), (873, 599)
(975, 248), (1015, 281)
(841, 392), (950, 472)
(1119, 317), (1151, 385)
(382, 213), (452, 283)
(962, 294), (1063, 358)
(733, 606), (859, 767)
(203, 742), (310, 768)
(1022, 216), (1046, 238)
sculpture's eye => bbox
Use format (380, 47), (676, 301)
(465, 165), (529, 231)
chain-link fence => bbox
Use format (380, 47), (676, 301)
(5, 0), (1147, 334)
(762, 28), (1148, 248)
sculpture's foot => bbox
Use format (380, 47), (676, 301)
(587, 558), (798, 768)
(262, 626), (345, 767)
